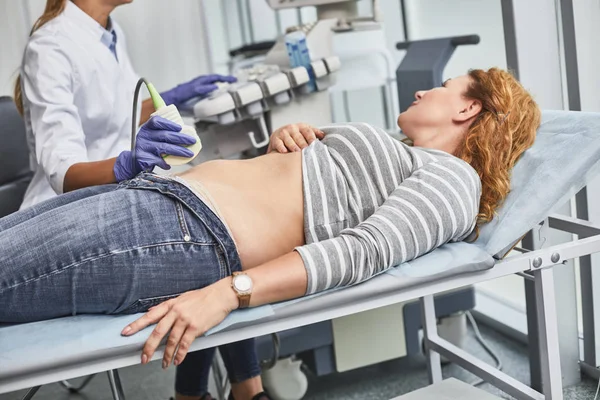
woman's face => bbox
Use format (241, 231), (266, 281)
(397, 75), (478, 146)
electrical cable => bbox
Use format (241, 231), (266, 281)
(594, 374), (600, 400)
(260, 333), (281, 370)
(464, 311), (503, 387)
(131, 78), (147, 152)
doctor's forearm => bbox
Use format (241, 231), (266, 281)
(63, 158), (118, 193)
(139, 99), (155, 125)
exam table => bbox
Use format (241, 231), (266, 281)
(2, 110), (600, 400)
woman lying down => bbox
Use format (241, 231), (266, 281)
(0, 68), (539, 371)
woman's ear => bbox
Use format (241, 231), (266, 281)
(454, 100), (482, 123)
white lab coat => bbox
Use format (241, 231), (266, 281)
(20, 1), (139, 209)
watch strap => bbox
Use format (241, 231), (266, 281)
(232, 272), (251, 309)
(238, 293), (251, 309)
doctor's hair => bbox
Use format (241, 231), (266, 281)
(455, 67), (540, 230)
(13, 0), (68, 115)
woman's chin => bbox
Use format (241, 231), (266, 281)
(397, 113), (410, 134)
(396, 114), (404, 130)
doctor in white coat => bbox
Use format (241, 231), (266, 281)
(15, 0), (235, 209)
(14, 1), (269, 400)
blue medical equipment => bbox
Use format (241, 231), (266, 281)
(285, 32), (317, 92)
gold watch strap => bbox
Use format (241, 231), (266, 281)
(232, 272), (251, 309)
(238, 293), (251, 309)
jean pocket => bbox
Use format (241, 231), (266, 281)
(120, 293), (181, 314)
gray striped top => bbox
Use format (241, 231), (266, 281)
(295, 123), (481, 295)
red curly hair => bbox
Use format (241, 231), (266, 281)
(455, 68), (541, 231)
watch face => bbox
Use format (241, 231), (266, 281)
(234, 274), (253, 293)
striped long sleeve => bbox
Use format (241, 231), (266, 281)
(295, 158), (481, 295)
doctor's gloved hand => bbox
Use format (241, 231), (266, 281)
(160, 74), (237, 108)
(113, 116), (196, 182)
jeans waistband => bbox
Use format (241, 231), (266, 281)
(117, 172), (242, 275)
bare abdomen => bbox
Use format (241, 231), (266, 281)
(176, 152), (305, 268)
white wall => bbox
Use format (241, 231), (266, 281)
(111, 0), (211, 93)
(574, 0), (600, 364)
(0, 2), (30, 97)
(404, 0), (507, 79)
(512, 0), (564, 110)
(573, 0), (600, 113)
(332, 0), (405, 128)
(574, 0), (600, 223)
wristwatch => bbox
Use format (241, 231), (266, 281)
(231, 272), (253, 309)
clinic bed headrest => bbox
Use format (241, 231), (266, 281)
(475, 110), (600, 258)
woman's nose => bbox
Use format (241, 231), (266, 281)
(415, 90), (425, 100)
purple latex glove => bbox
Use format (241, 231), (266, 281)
(114, 116), (196, 182)
(160, 74), (237, 107)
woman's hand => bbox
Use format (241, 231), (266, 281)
(267, 123), (324, 153)
(121, 279), (238, 369)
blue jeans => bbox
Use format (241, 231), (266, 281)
(0, 173), (261, 395)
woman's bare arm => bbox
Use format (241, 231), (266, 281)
(124, 251), (308, 367)
(217, 251), (308, 309)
